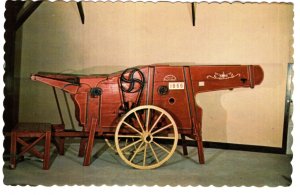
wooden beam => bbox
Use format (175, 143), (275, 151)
(77, 1), (85, 24)
(15, 1), (43, 30)
(15, 1), (26, 15)
(191, 2), (195, 26)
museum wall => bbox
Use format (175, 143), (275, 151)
(16, 2), (293, 148)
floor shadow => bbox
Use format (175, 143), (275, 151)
(91, 144), (109, 164)
(205, 150), (224, 164)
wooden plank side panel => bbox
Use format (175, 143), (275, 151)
(154, 66), (185, 82)
(189, 65), (264, 93)
(152, 66), (192, 130)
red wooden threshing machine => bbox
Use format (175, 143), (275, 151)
(31, 65), (263, 169)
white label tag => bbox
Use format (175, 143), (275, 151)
(169, 82), (185, 90)
(198, 81), (205, 86)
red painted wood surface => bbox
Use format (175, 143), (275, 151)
(31, 64), (264, 166)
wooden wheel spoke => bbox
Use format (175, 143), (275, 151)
(123, 121), (143, 135)
(120, 139), (142, 152)
(153, 140), (171, 154)
(149, 143), (159, 163)
(118, 135), (141, 138)
(143, 143), (148, 166)
(134, 111), (145, 132)
(145, 108), (150, 132)
(151, 123), (173, 136)
(129, 141), (144, 162)
(153, 136), (175, 140)
(149, 112), (164, 133)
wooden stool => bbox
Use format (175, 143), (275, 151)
(10, 123), (52, 170)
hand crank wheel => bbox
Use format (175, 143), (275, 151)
(115, 105), (178, 169)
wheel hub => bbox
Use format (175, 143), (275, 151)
(142, 132), (153, 143)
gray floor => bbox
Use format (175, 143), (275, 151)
(3, 138), (292, 186)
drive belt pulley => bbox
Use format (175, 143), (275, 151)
(119, 68), (145, 112)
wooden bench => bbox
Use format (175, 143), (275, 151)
(10, 123), (52, 170)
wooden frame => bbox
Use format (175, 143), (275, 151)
(30, 64), (263, 169)
(10, 123), (52, 170)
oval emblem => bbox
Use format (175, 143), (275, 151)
(163, 75), (177, 81)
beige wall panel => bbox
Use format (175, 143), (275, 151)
(17, 2), (293, 147)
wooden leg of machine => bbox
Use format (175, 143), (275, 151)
(51, 124), (66, 155)
(83, 118), (97, 166)
(57, 137), (65, 155)
(53, 137), (65, 155)
(181, 134), (188, 156)
(78, 138), (87, 157)
(195, 130), (205, 164)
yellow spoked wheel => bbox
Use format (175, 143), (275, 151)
(115, 105), (178, 169)
(105, 138), (138, 155)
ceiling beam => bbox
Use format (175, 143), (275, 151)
(15, 1), (43, 30)
(191, 2), (195, 26)
(77, 1), (85, 24)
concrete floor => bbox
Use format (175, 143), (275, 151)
(3, 138), (292, 186)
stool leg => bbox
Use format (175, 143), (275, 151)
(181, 134), (188, 156)
(10, 131), (17, 169)
(43, 131), (51, 170)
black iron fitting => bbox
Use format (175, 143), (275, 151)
(90, 87), (102, 97)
